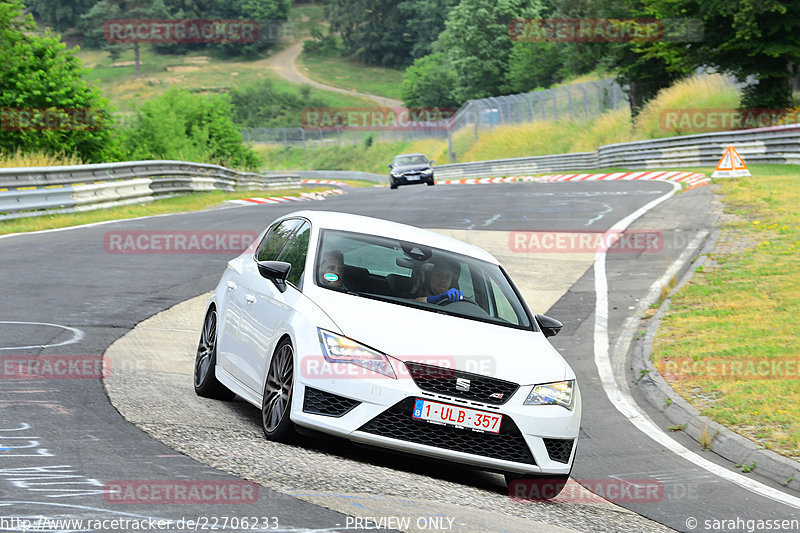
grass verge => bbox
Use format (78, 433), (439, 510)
(651, 164), (800, 460)
(0, 186), (330, 236)
(296, 50), (405, 101)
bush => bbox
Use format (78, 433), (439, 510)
(119, 88), (261, 170)
(401, 52), (459, 108)
(229, 80), (328, 129)
(0, 1), (117, 163)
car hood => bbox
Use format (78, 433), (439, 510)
(393, 164), (432, 172)
(314, 290), (571, 386)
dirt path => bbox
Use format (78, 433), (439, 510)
(266, 42), (404, 107)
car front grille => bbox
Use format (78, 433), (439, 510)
(543, 438), (574, 463)
(403, 361), (519, 405)
(302, 387), (360, 417)
(358, 397), (535, 465)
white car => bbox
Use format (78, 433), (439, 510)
(194, 210), (581, 494)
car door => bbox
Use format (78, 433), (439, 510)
(221, 218), (303, 392)
(236, 219), (311, 395)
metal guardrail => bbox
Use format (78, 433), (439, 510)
(0, 160), (300, 220)
(433, 123), (800, 180)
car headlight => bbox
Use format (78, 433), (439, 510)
(391, 171), (403, 177)
(524, 380), (575, 410)
(317, 329), (396, 379)
(422, 168), (433, 175)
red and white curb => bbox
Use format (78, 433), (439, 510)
(227, 188), (344, 206)
(439, 171), (711, 190)
(300, 178), (350, 187)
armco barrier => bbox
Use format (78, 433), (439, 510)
(0, 161), (299, 219)
(434, 123), (800, 180)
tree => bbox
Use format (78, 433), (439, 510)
(25, 0), (97, 32)
(401, 52), (459, 108)
(436, 0), (545, 102)
(641, 0), (800, 108)
(119, 88), (260, 169)
(326, 0), (413, 67)
(397, 0), (459, 60)
(0, 1), (116, 162)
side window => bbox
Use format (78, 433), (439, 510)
(277, 222), (311, 288)
(489, 278), (520, 326)
(255, 219), (302, 262)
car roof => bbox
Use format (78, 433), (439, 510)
(282, 210), (499, 264)
(394, 153), (427, 158)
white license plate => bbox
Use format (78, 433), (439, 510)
(406, 175), (420, 180)
(412, 399), (502, 433)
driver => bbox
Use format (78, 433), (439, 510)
(415, 258), (464, 304)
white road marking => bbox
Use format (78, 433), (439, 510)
(0, 322), (84, 351)
(592, 182), (800, 509)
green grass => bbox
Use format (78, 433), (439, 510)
(652, 164), (800, 459)
(296, 50), (405, 101)
(0, 186), (329, 236)
(78, 47), (378, 114)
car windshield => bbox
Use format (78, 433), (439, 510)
(394, 155), (428, 166)
(316, 229), (532, 330)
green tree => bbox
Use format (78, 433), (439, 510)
(401, 52), (459, 108)
(26, 0), (97, 31)
(120, 87), (260, 169)
(0, 1), (116, 162)
(326, 0), (412, 67)
(437, 0), (545, 102)
(641, 0), (800, 108)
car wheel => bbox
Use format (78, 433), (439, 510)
(261, 338), (296, 441)
(194, 307), (236, 400)
(505, 473), (570, 500)
(390, 181), (398, 189)
(427, 179), (435, 186)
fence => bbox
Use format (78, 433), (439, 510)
(433, 123), (800, 180)
(241, 79), (627, 151)
(0, 161), (299, 220)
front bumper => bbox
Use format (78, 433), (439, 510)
(390, 173), (434, 185)
(291, 360), (581, 475)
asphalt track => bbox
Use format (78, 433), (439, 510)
(1, 181), (798, 532)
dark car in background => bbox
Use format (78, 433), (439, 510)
(388, 153), (435, 189)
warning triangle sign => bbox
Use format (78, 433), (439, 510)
(712, 146), (751, 178)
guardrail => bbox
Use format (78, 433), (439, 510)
(434, 123), (800, 179)
(0, 161), (300, 220)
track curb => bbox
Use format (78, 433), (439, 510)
(630, 198), (800, 492)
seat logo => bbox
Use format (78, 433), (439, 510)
(455, 378), (471, 391)
(489, 392), (504, 400)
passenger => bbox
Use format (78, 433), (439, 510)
(416, 259), (463, 303)
(319, 250), (346, 289)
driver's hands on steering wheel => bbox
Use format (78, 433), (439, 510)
(427, 288), (463, 304)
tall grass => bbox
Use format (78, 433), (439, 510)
(634, 73), (741, 139)
(0, 149), (84, 168)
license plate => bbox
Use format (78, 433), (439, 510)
(406, 175), (419, 180)
(412, 399), (502, 433)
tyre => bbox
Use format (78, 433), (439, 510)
(505, 473), (570, 500)
(194, 307), (236, 400)
(427, 179), (435, 186)
(390, 180), (398, 189)
(261, 338), (296, 441)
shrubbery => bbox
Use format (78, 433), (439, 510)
(118, 88), (261, 170)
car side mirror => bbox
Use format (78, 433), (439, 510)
(387, 164), (393, 168)
(535, 314), (563, 338)
(257, 260), (291, 293)
(429, 160), (434, 165)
